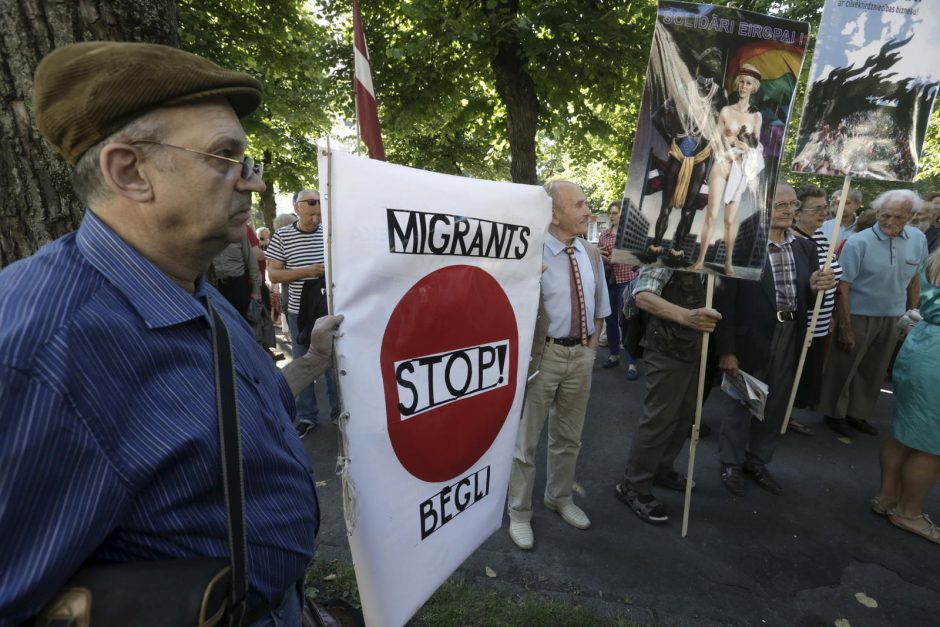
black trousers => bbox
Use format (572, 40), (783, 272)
(216, 274), (251, 320)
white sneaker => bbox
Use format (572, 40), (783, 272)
(509, 520), (534, 550)
(543, 499), (591, 529)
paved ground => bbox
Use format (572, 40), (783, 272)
(299, 340), (939, 626)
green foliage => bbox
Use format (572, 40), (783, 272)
(413, 578), (634, 626)
(305, 558), (636, 626)
(177, 0), (940, 205)
(313, 0), (655, 190)
(915, 107), (940, 192)
(177, 0), (338, 194)
(306, 558), (362, 606)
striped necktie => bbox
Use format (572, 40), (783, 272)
(565, 246), (588, 346)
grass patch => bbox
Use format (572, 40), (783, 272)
(306, 558), (636, 626)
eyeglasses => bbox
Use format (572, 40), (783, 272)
(131, 140), (263, 180)
(773, 200), (802, 211)
(800, 204), (827, 214)
(298, 198), (320, 206)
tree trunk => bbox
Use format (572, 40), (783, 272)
(0, 0), (178, 268)
(258, 149), (277, 230)
(484, 0), (539, 185)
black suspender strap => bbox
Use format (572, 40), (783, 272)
(203, 297), (249, 625)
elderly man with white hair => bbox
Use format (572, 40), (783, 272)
(819, 189), (929, 438)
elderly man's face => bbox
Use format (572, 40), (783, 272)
(258, 229), (271, 248)
(295, 191), (322, 231)
(911, 206), (933, 232)
(144, 100), (264, 250)
(877, 200), (913, 238)
(771, 186), (799, 230)
(831, 193), (860, 215)
(551, 183), (590, 240)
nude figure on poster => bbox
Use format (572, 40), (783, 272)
(689, 64), (764, 275)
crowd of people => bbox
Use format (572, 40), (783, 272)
(509, 181), (938, 548)
(2, 41), (939, 627)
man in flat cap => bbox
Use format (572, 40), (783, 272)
(0, 42), (340, 624)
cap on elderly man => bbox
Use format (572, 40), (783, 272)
(32, 41), (263, 164)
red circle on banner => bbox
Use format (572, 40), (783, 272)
(381, 265), (519, 483)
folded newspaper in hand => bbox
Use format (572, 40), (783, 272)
(721, 370), (769, 420)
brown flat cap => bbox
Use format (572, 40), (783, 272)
(33, 41), (263, 164)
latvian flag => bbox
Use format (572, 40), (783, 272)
(353, 0), (385, 160)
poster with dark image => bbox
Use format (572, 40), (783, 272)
(616, 1), (810, 280)
(792, 0), (940, 182)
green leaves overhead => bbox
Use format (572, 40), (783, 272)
(177, 0), (940, 205)
(311, 0), (659, 199)
(177, 0), (339, 193)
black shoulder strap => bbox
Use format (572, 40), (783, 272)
(203, 297), (248, 624)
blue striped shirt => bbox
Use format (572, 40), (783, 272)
(0, 211), (318, 624)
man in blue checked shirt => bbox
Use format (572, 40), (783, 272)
(0, 42), (341, 625)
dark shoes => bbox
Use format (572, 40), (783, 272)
(637, 246), (665, 264)
(720, 465), (747, 496)
(824, 415), (856, 438)
(743, 462), (784, 495)
(615, 482), (668, 525)
(602, 356), (620, 369)
(824, 415), (879, 436)
(846, 416), (879, 435)
(661, 249), (689, 268)
(787, 420), (815, 436)
(653, 470), (693, 492)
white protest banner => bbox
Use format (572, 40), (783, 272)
(792, 0), (940, 181)
(320, 148), (550, 627)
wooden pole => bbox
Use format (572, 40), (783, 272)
(681, 272), (715, 538)
(780, 174), (851, 434)
(323, 140), (335, 316)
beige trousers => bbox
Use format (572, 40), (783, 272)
(818, 315), (898, 420)
(507, 341), (595, 523)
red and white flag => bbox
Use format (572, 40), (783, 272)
(352, 0), (385, 160)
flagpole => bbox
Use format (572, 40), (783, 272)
(351, 0), (385, 161)
(780, 174), (851, 434)
(682, 272), (715, 538)
(352, 38), (362, 158)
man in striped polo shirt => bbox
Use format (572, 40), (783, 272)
(267, 189), (339, 434)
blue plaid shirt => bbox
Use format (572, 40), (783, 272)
(0, 211), (318, 623)
(625, 266), (675, 318)
(766, 230), (798, 312)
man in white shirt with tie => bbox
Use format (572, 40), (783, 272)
(506, 180), (611, 550)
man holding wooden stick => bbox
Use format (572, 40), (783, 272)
(714, 182), (835, 496)
(614, 267), (720, 525)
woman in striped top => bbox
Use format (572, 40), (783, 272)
(791, 185), (844, 427)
